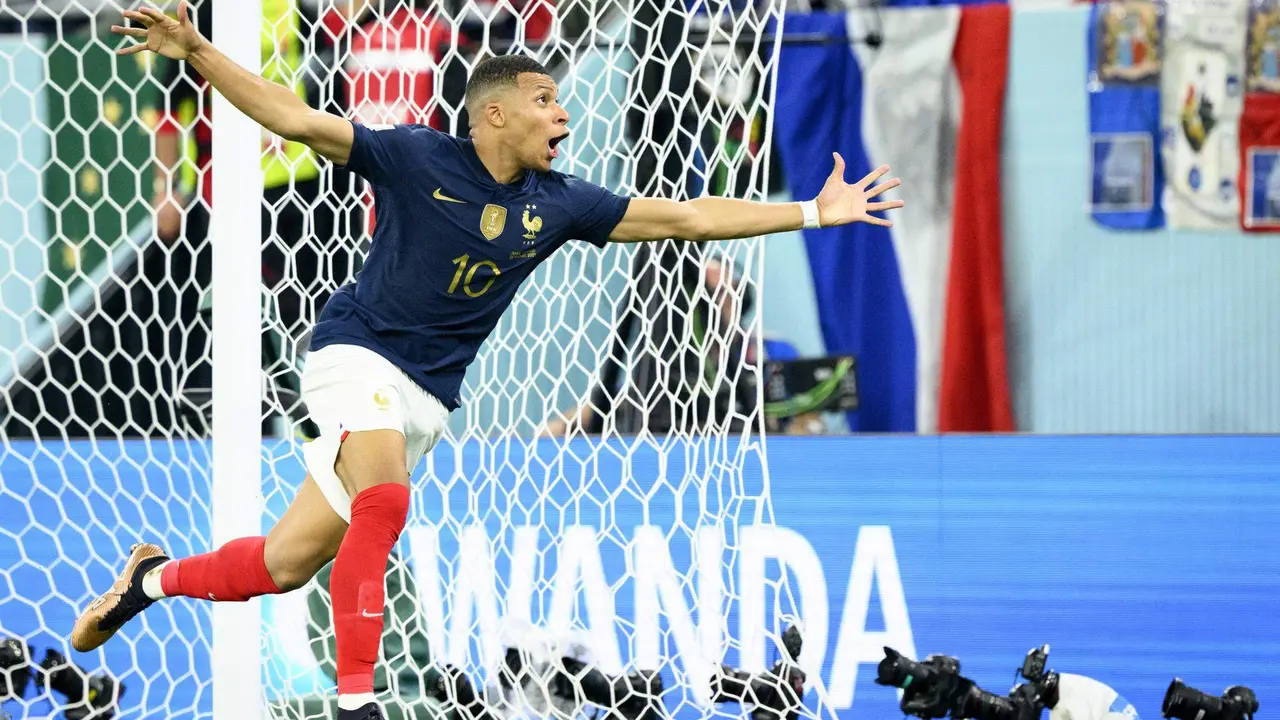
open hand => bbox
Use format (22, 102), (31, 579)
(111, 1), (205, 61)
(814, 153), (904, 228)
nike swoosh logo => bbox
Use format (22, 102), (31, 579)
(433, 188), (465, 204)
(361, 609), (382, 618)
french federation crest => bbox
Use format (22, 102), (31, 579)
(480, 204), (507, 241)
(1248, 0), (1280, 93)
(1096, 1), (1162, 85)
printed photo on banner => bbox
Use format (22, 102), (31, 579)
(1248, 0), (1280, 92)
(1089, 133), (1157, 212)
(1244, 146), (1280, 226)
(1094, 0), (1163, 87)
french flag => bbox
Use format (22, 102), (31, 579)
(773, 4), (1014, 433)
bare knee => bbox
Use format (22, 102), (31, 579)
(269, 563), (318, 593)
(264, 536), (338, 592)
(262, 473), (348, 592)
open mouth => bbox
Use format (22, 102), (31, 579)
(548, 132), (569, 159)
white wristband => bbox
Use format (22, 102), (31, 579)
(800, 200), (821, 229)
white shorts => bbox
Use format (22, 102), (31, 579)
(300, 344), (450, 523)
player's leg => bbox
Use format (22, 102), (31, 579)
(321, 352), (447, 719)
(152, 471), (348, 598)
(326, 429), (411, 715)
(69, 473), (347, 653)
(69, 344), (362, 654)
(263, 471), (349, 590)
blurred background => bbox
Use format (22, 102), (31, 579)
(3, 0), (1276, 440)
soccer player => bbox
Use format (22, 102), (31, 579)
(76, 4), (903, 719)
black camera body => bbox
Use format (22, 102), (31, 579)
(875, 645), (1060, 720)
(0, 638), (33, 701)
(709, 625), (807, 720)
(430, 641), (666, 720)
(0, 639), (122, 720)
(555, 656), (665, 720)
(996, 646), (1061, 720)
(37, 649), (125, 720)
(875, 647), (969, 719)
(1163, 679), (1258, 720)
(431, 624), (812, 720)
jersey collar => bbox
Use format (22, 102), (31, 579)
(462, 137), (537, 193)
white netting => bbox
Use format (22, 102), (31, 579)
(0, 1), (834, 719)
(0, 6), (216, 718)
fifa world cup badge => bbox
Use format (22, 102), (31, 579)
(480, 204), (507, 241)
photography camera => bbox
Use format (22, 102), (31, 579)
(431, 623), (810, 720)
(36, 648), (125, 720)
(875, 648), (968, 719)
(554, 656), (664, 720)
(709, 624), (807, 720)
(0, 638), (32, 701)
(429, 629), (665, 720)
(875, 645), (1059, 720)
(1163, 679), (1258, 720)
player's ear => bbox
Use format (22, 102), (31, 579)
(485, 101), (506, 129)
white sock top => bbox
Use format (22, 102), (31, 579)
(337, 693), (377, 711)
(141, 561), (171, 601)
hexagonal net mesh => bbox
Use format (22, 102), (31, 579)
(0, 4), (220, 719)
(0, 1), (835, 719)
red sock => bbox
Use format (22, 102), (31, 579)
(332, 484), (410, 696)
(160, 536), (282, 601)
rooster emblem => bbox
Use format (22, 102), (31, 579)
(1180, 64), (1217, 153)
(522, 204), (542, 240)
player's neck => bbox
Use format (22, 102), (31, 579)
(472, 138), (525, 185)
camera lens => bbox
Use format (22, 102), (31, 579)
(1164, 680), (1226, 720)
(1163, 680), (1259, 720)
(958, 686), (1019, 720)
(876, 647), (934, 689)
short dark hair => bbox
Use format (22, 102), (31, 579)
(464, 55), (551, 113)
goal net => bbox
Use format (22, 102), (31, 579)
(0, 1), (834, 719)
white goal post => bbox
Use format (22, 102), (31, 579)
(211, 0), (265, 717)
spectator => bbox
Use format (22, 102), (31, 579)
(324, 0), (555, 133)
(456, 0), (555, 51)
(543, 256), (768, 437)
(335, 1), (454, 128)
(152, 0), (356, 434)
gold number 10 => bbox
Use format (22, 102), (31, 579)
(449, 254), (501, 297)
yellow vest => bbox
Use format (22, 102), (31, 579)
(175, 0), (319, 194)
(260, 0), (319, 188)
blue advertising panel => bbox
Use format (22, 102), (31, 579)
(2, 437), (1277, 719)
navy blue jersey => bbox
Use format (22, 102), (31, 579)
(309, 122), (631, 410)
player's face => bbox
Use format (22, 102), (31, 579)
(509, 73), (570, 172)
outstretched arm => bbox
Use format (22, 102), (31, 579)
(608, 155), (903, 243)
(112, 2), (354, 165)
